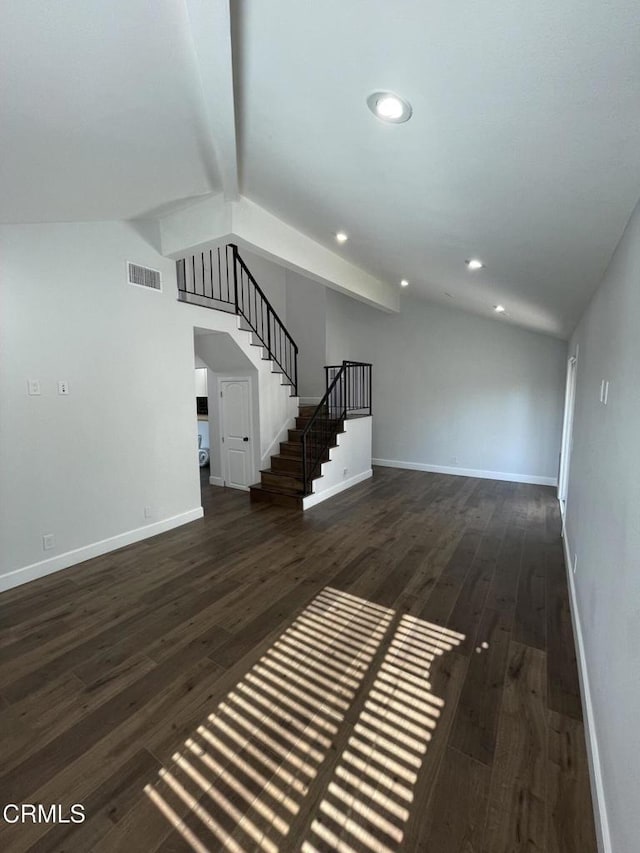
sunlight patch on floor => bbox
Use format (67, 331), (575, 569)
(303, 614), (463, 853)
(145, 587), (464, 852)
(144, 587), (394, 852)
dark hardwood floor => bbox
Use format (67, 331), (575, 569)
(0, 467), (597, 852)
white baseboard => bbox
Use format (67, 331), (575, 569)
(372, 458), (557, 487)
(302, 469), (373, 511)
(0, 508), (204, 594)
(561, 526), (612, 853)
(209, 475), (225, 488)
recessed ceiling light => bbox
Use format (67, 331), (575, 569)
(494, 304), (506, 313)
(367, 91), (412, 124)
(400, 279), (409, 287)
(466, 259), (484, 270)
(336, 232), (348, 243)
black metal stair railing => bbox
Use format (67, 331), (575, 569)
(301, 361), (372, 494)
(176, 243), (298, 394)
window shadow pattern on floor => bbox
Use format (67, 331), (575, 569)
(145, 587), (463, 852)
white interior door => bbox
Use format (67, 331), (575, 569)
(220, 379), (253, 490)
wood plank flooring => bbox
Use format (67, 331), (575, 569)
(0, 467), (597, 852)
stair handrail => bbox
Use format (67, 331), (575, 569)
(229, 245), (298, 393)
(301, 360), (372, 494)
(176, 244), (298, 395)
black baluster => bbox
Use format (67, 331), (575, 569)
(231, 248), (238, 313)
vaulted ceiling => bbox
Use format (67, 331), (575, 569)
(2, 0), (640, 338)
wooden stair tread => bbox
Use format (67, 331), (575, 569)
(253, 482), (306, 496)
(279, 442), (303, 454)
(260, 467), (322, 483)
(251, 401), (343, 510)
(289, 428), (345, 440)
(249, 483), (307, 509)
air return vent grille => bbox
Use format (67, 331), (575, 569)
(127, 262), (162, 292)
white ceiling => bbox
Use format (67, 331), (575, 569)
(236, 0), (640, 337)
(0, 1), (221, 222)
(2, 1), (640, 337)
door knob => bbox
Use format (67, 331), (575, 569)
(243, 436), (249, 442)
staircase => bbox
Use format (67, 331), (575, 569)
(177, 243), (371, 509)
(249, 404), (345, 508)
(177, 243), (298, 394)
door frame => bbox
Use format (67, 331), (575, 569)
(217, 375), (256, 491)
(558, 348), (578, 519)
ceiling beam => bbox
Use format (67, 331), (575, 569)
(158, 194), (399, 313)
(184, 0), (239, 201)
(230, 197), (399, 313)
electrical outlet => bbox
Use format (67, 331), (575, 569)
(42, 534), (55, 551)
(343, 468), (348, 478)
(57, 380), (70, 396)
(573, 553), (578, 574)
(27, 379), (41, 396)
(451, 456), (459, 464)
(144, 506), (152, 519)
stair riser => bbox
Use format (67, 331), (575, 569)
(280, 442), (301, 457)
(294, 418), (345, 431)
(289, 423), (345, 443)
(261, 472), (304, 492)
(271, 457), (303, 475)
(250, 487), (302, 509)
(279, 442), (330, 461)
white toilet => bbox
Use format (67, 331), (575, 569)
(198, 434), (210, 467)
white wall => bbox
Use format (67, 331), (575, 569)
(326, 289), (567, 484)
(0, 222), (200, 588)
(241, 247), (287, 322)
(0, 220), (294, 591)
(194, 366), (208, 396)
(303, 417), (373, 510)
(285, 269), (326, 398)
(563, 199), (640, 853)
